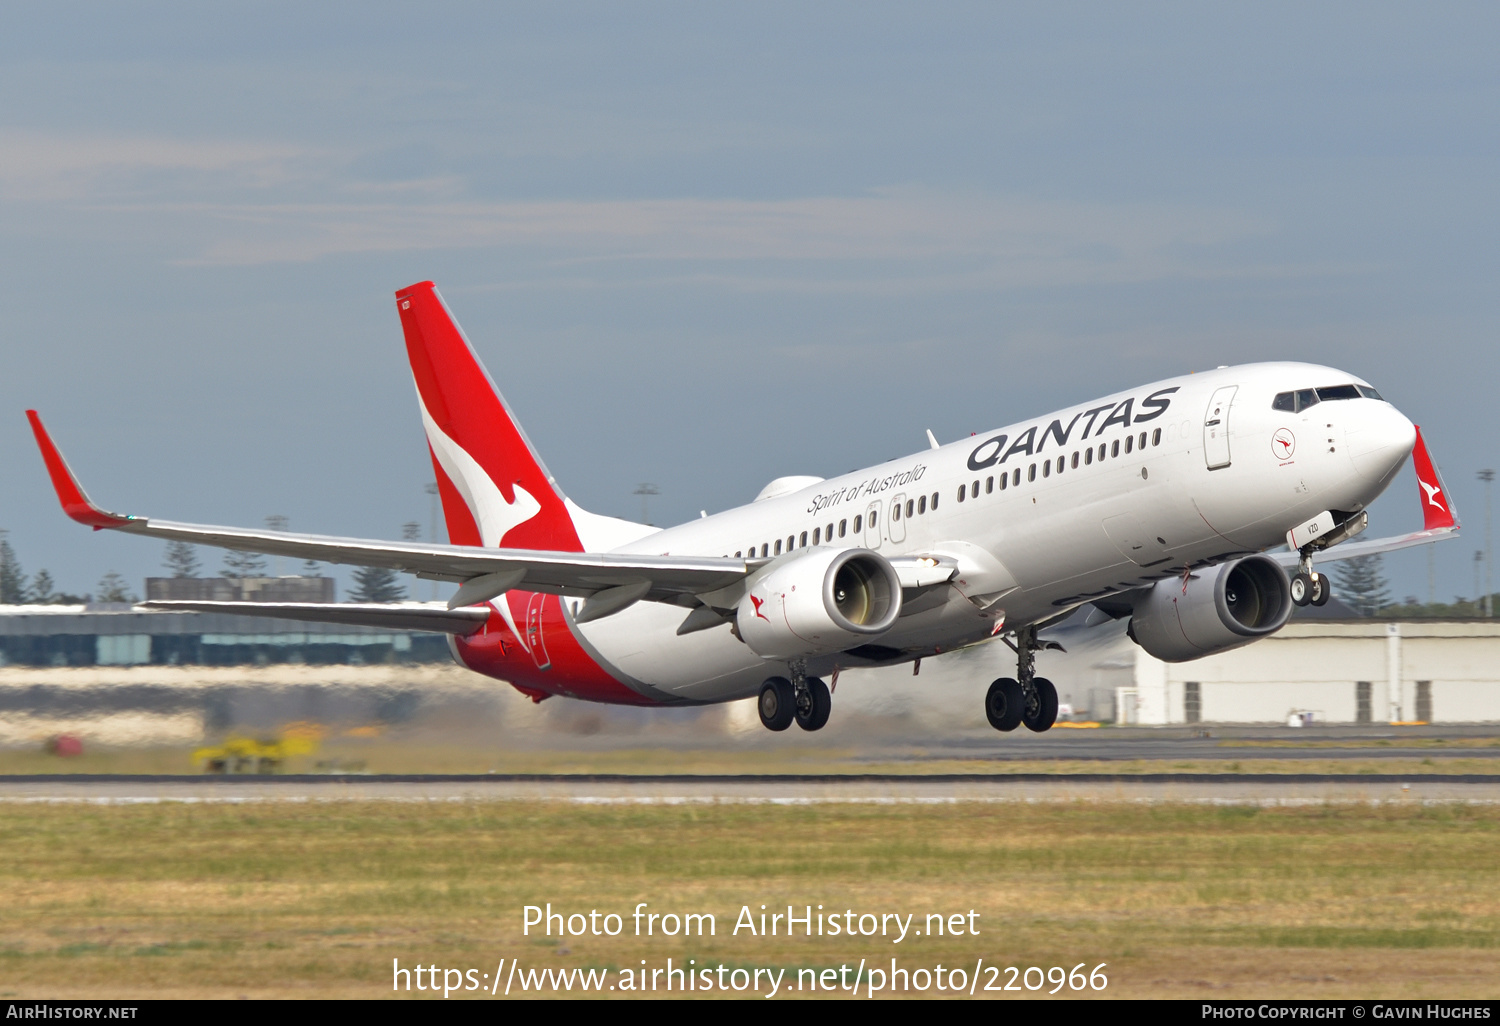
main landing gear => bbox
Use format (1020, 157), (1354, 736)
(986, 625), (1059, 733)
(758, 663), (831, 732)
(1290, 546), (1332, 608)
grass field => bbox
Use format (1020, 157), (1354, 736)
(2, 799), (1498, 999)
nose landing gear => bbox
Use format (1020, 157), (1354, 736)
(1291, 547), (1332, 607)
(988, 626), (1061, 733)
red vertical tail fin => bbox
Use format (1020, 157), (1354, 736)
(396, 281), (584, 553)
(1411, 425), (1458, 532)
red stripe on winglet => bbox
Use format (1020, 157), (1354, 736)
(25, 411), (130, 530)
(1411, 425), (1458, 532)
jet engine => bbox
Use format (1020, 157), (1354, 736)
(1128, 554), (1292, 663)
(737, 547), (902, 659)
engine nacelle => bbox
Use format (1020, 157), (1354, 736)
(1128, 554), (1292, 663)
(737, 547), (902, 659)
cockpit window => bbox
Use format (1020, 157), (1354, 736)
(1275, 383), (1383, 412)
(1316, 385), (1362, 401)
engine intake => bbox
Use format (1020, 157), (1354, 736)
(737, 547), (902, 659)
(1128, 554), (1292, 663)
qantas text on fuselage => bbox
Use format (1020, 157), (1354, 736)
(27, 281), (1458, 735)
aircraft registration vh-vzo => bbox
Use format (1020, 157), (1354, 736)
(27, 282), (1460, 734)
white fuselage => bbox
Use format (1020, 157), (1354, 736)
(567, 362), (1416, 704)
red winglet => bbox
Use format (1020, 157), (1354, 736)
(1411, 425), (1458, 532)
(25, 411), (134, 530)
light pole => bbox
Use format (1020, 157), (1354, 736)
(1475, 551), (1484, 615)
(1480, 469), (1494, 617)
(634, 483), (660, 526)
(426, 482), (440, 600)
(265, 515), (288, 577)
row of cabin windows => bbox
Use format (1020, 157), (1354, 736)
(737, 513), (870, 559)
(732, 486), (944, 559)
(730, 426), (1169, 559)
(954, 428), (1163, 504)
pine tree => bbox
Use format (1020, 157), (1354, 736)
(28, 569), (56, 604)
(350, 566), (406, 603)
(96, 571), (136, 603)
(220, 549), (268, 578)
(0, 532), (27, 605)
(163, 540), (202, 578)
(1334, 555), (1390, 617)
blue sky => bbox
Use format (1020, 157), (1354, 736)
(1, 2), (1496, 602)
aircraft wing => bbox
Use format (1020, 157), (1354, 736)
(140, 600), (491, 635)
(1269, 424), (1460, 569)
(28, 411), (749, 610)
(1267, 526), (1458, 569)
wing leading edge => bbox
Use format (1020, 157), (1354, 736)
(27, 411), (749, 609)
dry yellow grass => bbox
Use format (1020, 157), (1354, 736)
(1, 800), (1498, 999)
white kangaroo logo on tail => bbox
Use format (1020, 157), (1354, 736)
(417, 388), (544, 649)
(1420, 479), (1445, 511)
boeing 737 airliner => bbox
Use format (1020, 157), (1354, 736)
(27, 282), (1460, 734)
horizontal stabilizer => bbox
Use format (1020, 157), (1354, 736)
(139, 600), (491, 635)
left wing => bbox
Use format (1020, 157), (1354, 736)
(28, 411), (750, 614)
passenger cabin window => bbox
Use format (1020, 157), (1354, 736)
(999, 472), (1007, 490)
(787, 535), (795, 551)
(802, 530), (810, 547)
(905, 499), (914, 518)
(853, 515), (862, 533)
(1085, 447), (1093, 465)
(1056, 456), (1065, 474)
(774, 539), (782, 555)
(1124, 435), (1133, 454)
(1138, 431), (1147, 449)
(1071, 452), (1079, 469)
(917, 495), (926, 515)
(931, 491), (938, 510)
(1111, 440), (1120, 458)
(972, 481), (980, 498)
(826, 522), (833, 540)
(892, 504), (902, 522)
(1013, 468), (1021, 486)
(1098, 444), (1106, 461)
(985, 476), (994, 493)
(1028, 463), (1037, 482)
(1152, 428), (1161, 446)
(1043, 459), (1051, 478)
(869, 510), (877, 525)
(957, 485), (966, 503)
(735, 550), (742, 558)
(839, 519), (847, 537)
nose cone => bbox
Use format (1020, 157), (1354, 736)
(1347, 402), (1417, 483)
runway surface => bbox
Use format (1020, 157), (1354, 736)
(5, 772), (1500, 803)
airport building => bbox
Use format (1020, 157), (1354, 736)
(0, 603), (451, 668)
(1119, 619), (1500, 726)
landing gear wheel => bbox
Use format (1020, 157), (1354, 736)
(795, 677), (831, 732)
(985, 677), (1024, 732)
(1023, 677), (1059, 732)
(1310, 574), (1330, 607)
(1290, 572), (1313, 606)
(758, 677), (796, 732)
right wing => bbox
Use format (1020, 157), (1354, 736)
(29, 411), (752, 615)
